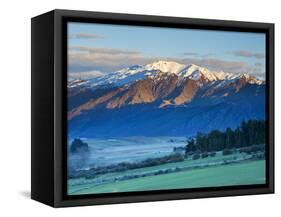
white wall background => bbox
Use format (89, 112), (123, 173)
(0, 0), (279, 215)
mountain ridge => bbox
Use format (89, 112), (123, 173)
(67, 60), (266, 138)
(68, 60), (263, 89)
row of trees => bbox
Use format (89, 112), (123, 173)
(69, 153), (185, 179)
(186, 120), (266, 153)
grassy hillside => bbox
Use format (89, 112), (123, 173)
(70, 160), (265, 195)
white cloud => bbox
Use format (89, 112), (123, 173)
(181, 57), (248, 73)
(69, 33), (106, 40)
(231, 50), (265, 59)
(68, 70), (105, 80)
(68, 46), (157, 72)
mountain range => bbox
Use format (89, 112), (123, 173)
(68, 60), (265, 138)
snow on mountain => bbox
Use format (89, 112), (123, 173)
(68, 70), (105, 80)
(145, 60), (185, 74)
(89, 65), (153, 87)
(177, 64), (242, 82)
(185, 67), (218, 81)
(238, 74), (264, 85)
(68, 60), (263, 88)
(213, 71), (239, 80)
(68, 79), (88, 88)
(89, 60), (186, 87)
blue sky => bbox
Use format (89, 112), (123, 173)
(68, 22), (266, 79)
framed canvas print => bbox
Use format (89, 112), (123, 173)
(31, 9), (274, 207)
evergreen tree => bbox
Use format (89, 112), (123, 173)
(185, 120), (266, 154)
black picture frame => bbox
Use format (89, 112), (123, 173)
(31, 9), (274, 207)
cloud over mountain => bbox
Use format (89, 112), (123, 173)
(68, 46), (157, 72)
(69, 33), (106, 40)
(68, 46), (265, 79)
(68, 70), (105, 80)
(231, 50), (265, 59)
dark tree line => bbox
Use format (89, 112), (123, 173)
(69, 153), (184, 179)
(186, 120), (266, 153)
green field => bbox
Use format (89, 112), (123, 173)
(70, 160), (265, 195)
(68, 151), (249, 194)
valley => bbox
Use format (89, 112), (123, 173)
(68, 144), (266, 195)
(67, 60), (267, 195)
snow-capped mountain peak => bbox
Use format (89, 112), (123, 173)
(178, 64), (218, 81)
(145, 60), (185, 74)
(237, 73), (264, 85)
